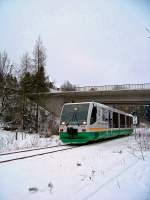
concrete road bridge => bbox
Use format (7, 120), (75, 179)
(31, 83), (150, 116)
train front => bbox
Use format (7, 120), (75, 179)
(59, 103), (90, 144)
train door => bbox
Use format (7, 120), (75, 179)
(108, 111), (113, 136)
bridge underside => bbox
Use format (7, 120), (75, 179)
(31, 89), (150, 116)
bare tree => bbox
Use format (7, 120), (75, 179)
(20, 52), (32, 76)
(61, 80), (76, 91)
(0, 51), (11, 81)
(0, 51), (16, 120)
(33, 36), (46, 72)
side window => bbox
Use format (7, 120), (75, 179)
(98, 108), (102, 119)
(109, 111), (113, 128)
(102, 109), (108, 121)
(90, 106), (97, 124)
(120, 114), (125, 128)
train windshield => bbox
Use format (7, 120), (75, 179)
(60, 103), (89, 126)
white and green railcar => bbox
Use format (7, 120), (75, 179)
(59, 102), (133, 144)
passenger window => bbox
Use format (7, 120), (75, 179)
(109, 111), (113, 128)
(102, 109), (108, 121)
(90, 106), (97, 124)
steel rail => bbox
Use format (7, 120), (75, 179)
(0, 144), (68, 156)
(0, 145), (79, 164)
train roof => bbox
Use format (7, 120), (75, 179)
(63, 102), (133, 117)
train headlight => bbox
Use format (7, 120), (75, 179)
(61, 121), (65, 125)
(82, 121), (87, 125)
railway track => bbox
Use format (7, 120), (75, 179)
(0, 135), (131, 164)
(0, 144), (68, 156)
(0, 144), (79, 164)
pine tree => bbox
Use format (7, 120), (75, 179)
(32, 37), (49, 132)
(32, 66), (49, 93)
(20, 72), (33, 94)
(19, 37), (52, 132)
(19, 53), (33, 130)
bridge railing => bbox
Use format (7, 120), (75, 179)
(76, 83), (150, 92)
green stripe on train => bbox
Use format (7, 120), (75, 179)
(59, 129), (133, 144)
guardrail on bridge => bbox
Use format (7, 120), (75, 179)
(76, 83), (150, 92)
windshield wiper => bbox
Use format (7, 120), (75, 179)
(66, 111), (80, 126)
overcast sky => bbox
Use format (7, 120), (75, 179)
(0, 0), (150, 87)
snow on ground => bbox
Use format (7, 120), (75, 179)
(0, 129), (150, 200)
(0, 129), (61, 153)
